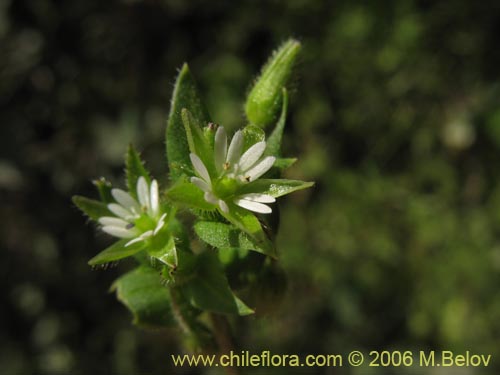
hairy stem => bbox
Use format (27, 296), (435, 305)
(210, 313), (240, 375)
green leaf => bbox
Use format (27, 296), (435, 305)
(166, 64), (210, 180)
(221, 205), (276, 258)
(111, 266), (174, 328)
(245, 39), (300, 128)
(92, 178), (113, 203)
(182, 252), (254, 315)
(238, 179), (314, 198)
(88, 239), (145, 266)
(126, 144), (150, 198)
(194, 221), (268, 255)
(72, 195), (111, 221)
(166, 179), (215, 211)
(265, 88), (288, 157)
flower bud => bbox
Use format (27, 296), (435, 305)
(245, 39), (300, 128)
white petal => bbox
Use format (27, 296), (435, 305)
(204, 192), (219, 205)
(218, 200), (229, 213)
(238, 141), (266, 172)
(243, 156), (275, 181)
(125, 237), (144, 247)
(226, 130), (243, 165)
(154, 213), (167, 235)
(139, 230), (153, 240)
(111, 189), (140, 212)
(190, 153), (211, 183)
(98, 216), (129, 228)
(150, 179), (159, 217)
(108, 203), (134, 219)
(191, 177), (211, 192)
(234, 199), (272, 214)
(137, 176), (150, 209)
(125, 230), (153, 247)
(239, 193), (275, 203)
(214, 126), (227, 173)
(102, 225), (136, 238)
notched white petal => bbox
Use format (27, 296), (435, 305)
(239, 193), (276, 203)
(107, 203), (134, 219)
(111, 189), (140, 212)
(102, 225), (136, 238)
(153, 213), (167, 235)
(98, 216), (129, 228)
(214, 126), (227, 173)
(191, 177), (211, 192)
(150, 179), (159, 217)
(125, 237), (143, 247)
(218, 199), (229, 213)
(137, 176), (150, 209)
(244, 156), (275, 181)
(226, 130), (243, 164)
(238, 141), (266, 171)
(204, 192), (219, 205)
(234, 199), (272, 214)
(190, 153), (211, 183)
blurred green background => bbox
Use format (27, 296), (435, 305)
(2, 0), (500, 374)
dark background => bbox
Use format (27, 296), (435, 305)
(2, 0), (500, 374)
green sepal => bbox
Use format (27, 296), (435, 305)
(88, 239), (146, 266)
(92, 178), (113, 203)
(182, 108), (215, 175)
(166, 178), (215, 211)
(166, 64), (210, 180)
(182, 251), (254, 316)
(273, 157), (297, 170)
(245, 39), (300, 128)
(242, 125), (265, 153)
(238, 179), (314, 198)
(265, 88), (288, 157)
(147, 235), (178, 269)
(194, 221), (269, 255)
(126, 144), (151, 198)
(221, 205), (276, 258)
(111, 266), (174, 328)
(72, 195), (111, 221)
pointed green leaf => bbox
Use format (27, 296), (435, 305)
(88, 239), (145, 265)
(111, 266), (174, 328)
(92, 178), (113, 203)
(194, 221), (268, 255)
(245, 39), (300, 128)
(238, 179), (314, 198)
(221, 205), (276, 258)
(166, 179), (215, 211)
(182, 252), (254, 315)
(126, 144), (150, 198)
(72, 195), (111, 221)
(166, 64), (210, 180)
(265, 88), (288, 157)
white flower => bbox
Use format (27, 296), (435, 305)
(98, 176), (166, 247)
(190, 126), (276, 214)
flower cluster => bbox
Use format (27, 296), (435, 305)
(99, 176), (166, 246)
(190, 126), (277, 214)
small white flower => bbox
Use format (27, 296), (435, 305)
(98, 176), (166, 246)
(190, 126), (276, 214)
